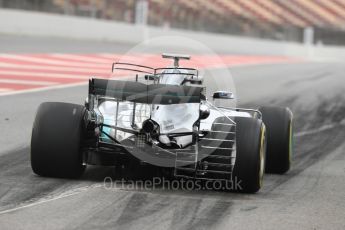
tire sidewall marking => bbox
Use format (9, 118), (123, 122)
(259, 125), (266, 188)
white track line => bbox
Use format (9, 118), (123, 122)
(0, 79), (57, 85)
(98, 53), (148, 62)
(0, 70), (100, 79)
(0, 63), (110, 73)
(50, 54), (115, 64)
(0, 74), (132, 96)
(0, 54), (109, 68)
(0, 88), (12, 92)
(0, 183), (105, 215)
(0, 82), (88, 96)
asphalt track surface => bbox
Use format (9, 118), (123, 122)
(0, 35), (345, 230)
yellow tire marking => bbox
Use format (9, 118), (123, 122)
(259, 125), (266, 188)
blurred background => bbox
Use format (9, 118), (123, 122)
(1, 0), (345, 46)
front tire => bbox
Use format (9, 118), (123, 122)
(31, 102), (86, 178)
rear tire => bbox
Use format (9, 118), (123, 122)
(204, 117), (266, 193)
(31, 102), (86, 178)
(259, 106), (293, 174)
(232, 117), (266, 193)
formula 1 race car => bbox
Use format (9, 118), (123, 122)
(31, 54), (293, 193)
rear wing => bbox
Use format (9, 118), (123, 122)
(112, 62), (198, 78)
(89, 79), (203, 104)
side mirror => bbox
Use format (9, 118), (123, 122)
(212, 91), (235, 99)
